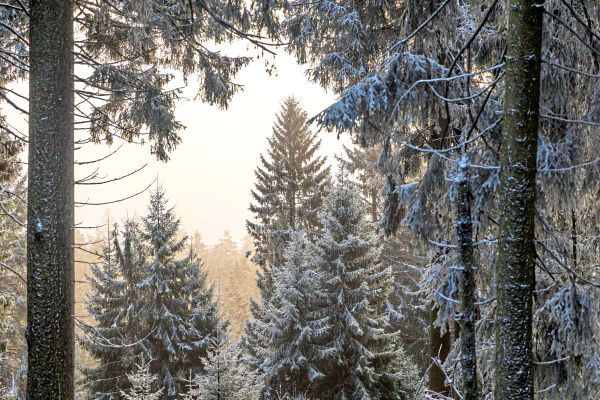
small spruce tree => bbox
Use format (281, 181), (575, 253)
(121, 360), (164, 400)
(183, 339), (263, 400)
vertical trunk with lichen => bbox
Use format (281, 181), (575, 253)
(27, 1), (74, 398)
(455, 153), (478, 400)
(494, 1), (543, 399)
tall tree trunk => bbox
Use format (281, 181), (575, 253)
(27, 1), (75, 398)
(370, 188), (378, 223)
(429, 115), (451, 397)
(429, 303), (451, 397)
(571, 210), (577, 269)
(455, 152), (478, 400)
(494, 1), (543, 399)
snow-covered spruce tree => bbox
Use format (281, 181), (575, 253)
(261, 230), (323, 397)
(247, 96), (331, 298)
(138, 187), (223, 398)
(338, 143), (429, 371)
(243, 96), (330, 371)
(121, 360), (164, 400)
(183, 339), (263, 400)
(309, 182), (422, 400)
(81, 220), (148, 399)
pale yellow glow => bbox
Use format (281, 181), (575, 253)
(67, 51), (350, 245)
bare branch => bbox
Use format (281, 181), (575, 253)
(0, 260), (26, 284)
(75, 178), (156, 207)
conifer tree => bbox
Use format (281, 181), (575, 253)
(139, 187), (223, 398)
(339, 143), (429, 371)
(310, 183), (422, 400)
(202, 231), (248, 336)
(244, 96), (330, 371)
(183, 339), (263, 400)
(83, 189), (223, 399)
(247, 96), (330, 298)
(184, 250), (225, 371)
(261, 231), (323, 396)
(190, 231), (208, 260)
(121, 361), (164, 400)
(82, 220), (147, 399)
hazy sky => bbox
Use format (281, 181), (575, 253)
(64, 51), (351, 246)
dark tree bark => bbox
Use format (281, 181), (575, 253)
(429, 115), (452, 397)
(494, 1), (543, 399)
(429, 303), (451, 397)
(455, 153), (478, 400)
(27, 1), (75, 398)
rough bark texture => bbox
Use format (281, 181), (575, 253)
(27, 1), (75, 398)
(455, 155), (478, 400)
(429, 303), (451, 397)
(494, 1), (543, 399)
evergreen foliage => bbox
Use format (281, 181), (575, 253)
(0, 296), (9, 354)
(82, 221), (145, 399)
(261, 231), (322, 396)
(139, 188), (224, 397)
(247, 96), (330, 297)
(83, 188), (224, 399)
(1, 0), (600, 398)
(243, 96), (330, 374)
(0, 175), (26, 398)
(259, 181), (423, 399)
(309, 182), (422, 400)
(121, 361), (164, 400)
(183, 339), (263, 400)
